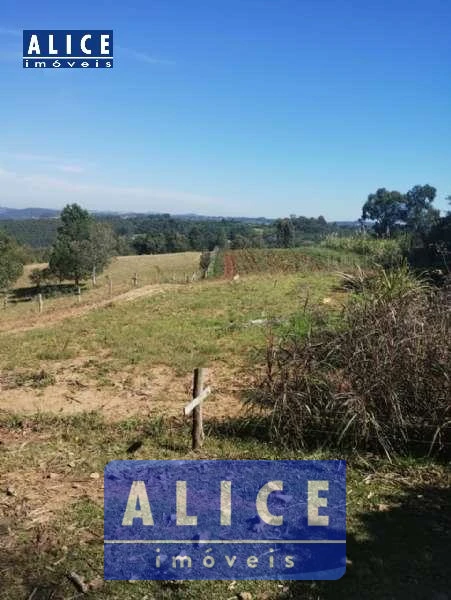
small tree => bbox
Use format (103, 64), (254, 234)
(0, 231), (24, 291)
(48, 204), (115, 286)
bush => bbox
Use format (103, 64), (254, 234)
(320, 234), (406, 267)
(0, 231), (25, 290)
(247, 266), (450, 457)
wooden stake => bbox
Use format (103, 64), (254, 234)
(192, 368), (205, 450)
(77, 286), (81, 304)
(37, 293), (43, 314)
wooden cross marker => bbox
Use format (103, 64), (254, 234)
(183, 368), (211, 450)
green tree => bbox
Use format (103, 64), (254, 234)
(276, 218), (295, 247)
(363, 185), (440, 238)
(90, 222), (117, 274)
(404, 184), (439, 236)
(0, 231), (25, 290)
(188, 226), (204, 250)
(58, 203), (92, 240)
(49, 204), (115, 285)
(362, 188), (404, 237)
(214, 229), (228, 249)
(230, 234), (249, 249)
(165, 232), (189, 253)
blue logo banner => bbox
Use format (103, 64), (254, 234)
(23, 30), (113, 68)
(104, 460), (346, 580)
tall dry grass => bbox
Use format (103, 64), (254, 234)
(248, 266), (450, 457)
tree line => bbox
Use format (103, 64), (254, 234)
(0, 211), (339, 257)
(1, 183), (449, 291)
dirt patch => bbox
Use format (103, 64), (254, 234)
(0, 469), (103, 530)
(0, 361), (246, 421)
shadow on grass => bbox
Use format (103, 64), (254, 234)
(2, 480), (448, 600)
(205, 414), (271, 445)
(288, 482), (451, 600)
(10, 283), (86, 302)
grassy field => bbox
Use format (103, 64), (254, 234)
(0, 253), (449, 599)
(0, 270), (339, 416)
(1, 253), (201, 332)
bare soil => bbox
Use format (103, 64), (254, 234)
(0, 360), (245, 421)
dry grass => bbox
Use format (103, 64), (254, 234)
(1, 252), (200, 331)
(247, 267), (450, 457)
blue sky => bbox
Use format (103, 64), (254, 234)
(1, 0), (450, 219)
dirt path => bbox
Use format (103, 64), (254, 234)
(0, 283), (181, 335)
(223, 252), (236, 279)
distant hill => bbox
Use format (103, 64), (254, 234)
(0, 206), (358, 224)
(0, 206), (276, 223)
(0, 206), (60, 220)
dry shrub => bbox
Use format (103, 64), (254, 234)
(248, 266), (450, 457)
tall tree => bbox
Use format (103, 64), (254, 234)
(362, 185), (439, 238)
(0, 231), (25, 290)
(404, 184), (439, 236)
(362, 188), (404, 237)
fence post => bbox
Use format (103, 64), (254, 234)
(38, 293), (43, 314)
(192, 368), (205, 450)
(3, 294), (8, 309)
(133, 272), (138, 287)
(77, 286), (81, 304)
(92, 265), (97, 287)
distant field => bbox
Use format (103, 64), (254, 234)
(15, 252), (201, 290)
(1, 252), (200, 332)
